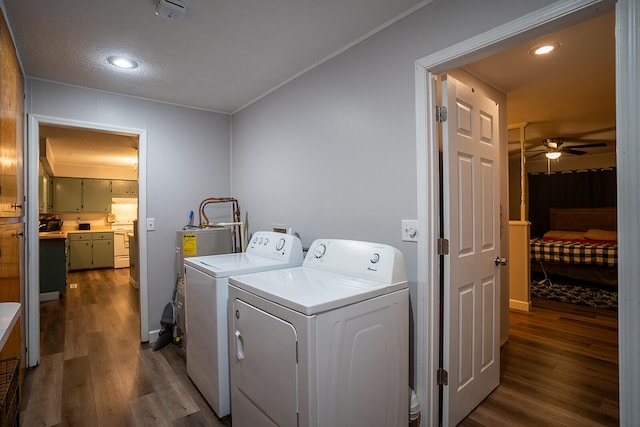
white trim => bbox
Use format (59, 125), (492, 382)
(615, 0), (640, 424)
(26, 115), (149, 367)
(414, 1), (622, 425)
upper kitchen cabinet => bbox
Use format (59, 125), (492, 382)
(53, 177), (111, 213)
(111, 180), (138, 197)
(0, 9), (25, 218)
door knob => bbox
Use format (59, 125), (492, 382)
(494, 257), (507, 266)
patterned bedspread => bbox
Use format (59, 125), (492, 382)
(530, 238), (618, 267)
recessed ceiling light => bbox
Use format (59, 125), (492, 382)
(108, 56), (139, 69)
(529, 41), (560, 56)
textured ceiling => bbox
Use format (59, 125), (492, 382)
(3, 0), (428, 113)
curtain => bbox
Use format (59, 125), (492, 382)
(528, 168), (616, 237)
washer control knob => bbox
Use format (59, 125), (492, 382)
(276, 237), (286, 251)
(314, 243), (327, 259)
(263, 238), (269, 246)
(258, 237), (263, 244)
(370, 253), (380, 264)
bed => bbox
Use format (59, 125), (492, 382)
(530, 207), (618, 286)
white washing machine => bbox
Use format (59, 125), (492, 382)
(228, 239), (409, 427)
(183, 231), (303, 418)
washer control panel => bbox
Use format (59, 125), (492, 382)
(304, 239), (407, 284)
(246, 231), (303, 262)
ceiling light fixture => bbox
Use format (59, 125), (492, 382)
(529, 41), (560, 56)
(108, 56), (139, 69)
(545, 151), (562, 160)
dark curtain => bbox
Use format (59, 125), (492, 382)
(528, 168), (616, 237)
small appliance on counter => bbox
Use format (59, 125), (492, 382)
(39, 215), (63, 232)
(78, 223), (91, 230)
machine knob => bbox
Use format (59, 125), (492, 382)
(370, 253), (380, 264)
(276, 238), (286, 251)
(314, 243), (327, 259)
(258, 237), (263, 244)
(263, 238), (269, 245)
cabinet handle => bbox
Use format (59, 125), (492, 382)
(11, 203), (23, 209)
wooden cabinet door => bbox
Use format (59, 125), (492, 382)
(0, 11), (24, 218)
(69, 236), (92, 270)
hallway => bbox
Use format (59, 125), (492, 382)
(20, 268), (229, 426)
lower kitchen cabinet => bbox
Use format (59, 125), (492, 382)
(69, 232), (114, 270)
(39, 237), (67, 297)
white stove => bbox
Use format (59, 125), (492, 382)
(112, 222), (134, 268)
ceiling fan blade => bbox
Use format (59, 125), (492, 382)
(561, 148), (587, 155)
(564, 142), (608, 149)
(527, 151), (547, 158)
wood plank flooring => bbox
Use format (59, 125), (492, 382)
(20, 269), (619, 426)
(460, 299), (619, 426)
(20, 268), (230, 427)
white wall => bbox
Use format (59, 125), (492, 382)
(26, 79), (231, 335)
(231, 0), (557, 386)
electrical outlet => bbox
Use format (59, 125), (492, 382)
(146, 218), (156, 231)
(401, 220), (418, 242)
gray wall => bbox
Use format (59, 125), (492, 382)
(27, 79), (231, 333)
(231, 0), (555, 384)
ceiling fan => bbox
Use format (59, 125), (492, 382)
(529, 137), (608, 159)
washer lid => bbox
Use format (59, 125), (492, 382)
(184, 253), (302, 277)
(229, 266), (408, 315)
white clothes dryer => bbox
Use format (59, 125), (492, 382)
(183, 231), (303, 418)
(228, 239), (409, 427)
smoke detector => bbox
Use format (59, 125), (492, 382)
(155, 0), (186, 21)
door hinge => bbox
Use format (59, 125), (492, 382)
(437, 368), (448, 386)
(436, 106), (448, 123)
(437, 238), (449, 255)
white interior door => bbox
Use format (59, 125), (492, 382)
(441, 74), (501, 426)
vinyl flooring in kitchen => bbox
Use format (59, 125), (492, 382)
(20, 268), (618, 426)
(20, 267), (230, 427)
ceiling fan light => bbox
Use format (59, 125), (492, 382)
(545, 151), (562, 160)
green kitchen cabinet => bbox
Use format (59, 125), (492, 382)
(92, 232), (115, 268)
(69, 233), (93, 270)
(53, 177), (111, 213)
(111, 180), (138, 197)
(82, 179), (111, 212)
(52, 177), (82, 212)
(68, 231), (113, 270)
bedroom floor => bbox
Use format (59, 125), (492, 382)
(460, 299), (618, 426)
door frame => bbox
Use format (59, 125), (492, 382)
(26, 114), (150, 367)
(414, 0), (638, 425)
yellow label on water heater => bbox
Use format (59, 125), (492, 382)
(183, 234), (197, 255)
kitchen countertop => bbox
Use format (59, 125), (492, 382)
(0, 303), (20, 351)
(39, 227), (115, 239)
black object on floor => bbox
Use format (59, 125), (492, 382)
(530, 275), (617, 311)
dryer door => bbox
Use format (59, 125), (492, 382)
(230, 299), (298, 427)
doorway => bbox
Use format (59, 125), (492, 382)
(26, 115), (150, 367)
(412, 0), (634, 425)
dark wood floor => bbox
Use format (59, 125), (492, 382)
(460, 299), (619, 426)
(20, 269), (618, 426)
(20, 268), (230, 427)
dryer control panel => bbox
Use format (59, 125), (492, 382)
(246, 231), (303, 262)
(304, 239), (407, 284)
